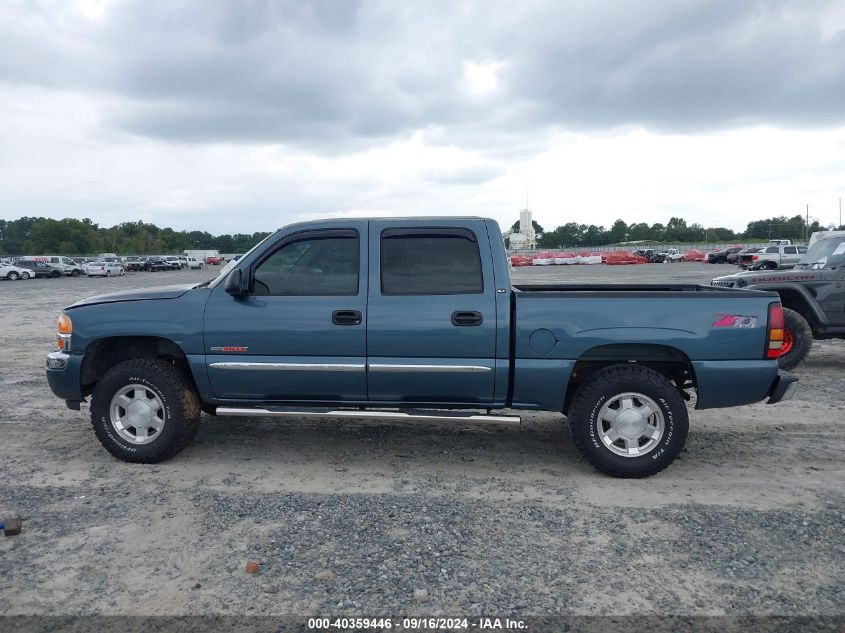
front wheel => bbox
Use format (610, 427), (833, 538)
(567, 364), (689, 478)
(7, 271), (19, 280)
(51, 270), (61, 278)
(90, 358), (201, 463)
(777, 308), (813, 370)
(106, 270), (111, 277)
(71, 270), (80, 277)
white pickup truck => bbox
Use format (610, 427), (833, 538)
(741, 245), (807, 270)
(661, 248), (685, 262)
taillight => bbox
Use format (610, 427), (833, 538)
(752, 255), (759, 260)
(766, 303), (784, 358)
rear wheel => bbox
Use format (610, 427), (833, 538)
(90, 358), (201, 463)
(567, 364), (689, 478)
(51, 270), (61, 278)
(777, 308), (812, 370)
(7, 271), (19, 280)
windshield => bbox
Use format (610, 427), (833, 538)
(796, 237), (845, 269)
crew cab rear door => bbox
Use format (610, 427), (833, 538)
(366, 220), (497, 405)
(204, 223), (368, 401)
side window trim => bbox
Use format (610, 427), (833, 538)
(250, 228), (361, 296)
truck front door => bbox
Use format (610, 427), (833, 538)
(366, 221), (498, 405)
(204, 224), (368, 401)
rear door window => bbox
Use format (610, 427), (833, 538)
(380, 229), (483, 295)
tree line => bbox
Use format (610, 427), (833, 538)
(511, 214), (838, 249)
(0, 217), (271, 256)
(1, 213), (840, 256)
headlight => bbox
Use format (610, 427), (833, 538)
(57, 313), (72, 351)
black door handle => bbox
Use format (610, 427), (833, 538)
(332, 310), (362, 326)
(451, 311), (483, 326)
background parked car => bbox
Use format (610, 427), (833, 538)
(16, 255), (84, 276)
(164, 256), (182, 270)
(707, 245), (745, 263)
(0, 262), (33, 280)
(634, 248), (666, 263)
(186, 257), (205, 269)
(204, 256), (221, 265)
(85, 261), (125, 277)
(144, 256), (170, 272)
(124, 256), (145, 271)
(744, 245), (808, 270)
(727, 247), (758, 265)
(661, 248), (685, 262)
(19, 261), (64, 278)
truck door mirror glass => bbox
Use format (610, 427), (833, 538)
(224, 269), (247, 296)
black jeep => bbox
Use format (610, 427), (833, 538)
(711, 234), (845, 369)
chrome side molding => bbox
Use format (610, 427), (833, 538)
(209, 362), (365, 372)
(367, 364), (492, 373)
(215, 407), (521, 424)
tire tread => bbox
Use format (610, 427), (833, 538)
(90, 357), (201, 463)
(568, 364), (689, 478)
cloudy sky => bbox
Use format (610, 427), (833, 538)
(1, 0), (844, 234)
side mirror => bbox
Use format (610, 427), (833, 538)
(224, 269), (247, 296)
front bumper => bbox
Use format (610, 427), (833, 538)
(45, 351), (84, 402)
(767, 370), (799, 404)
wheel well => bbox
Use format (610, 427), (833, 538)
(562, 344), (695, 414)
(80, 336), (193, 396)
(775, 289), (817, 332)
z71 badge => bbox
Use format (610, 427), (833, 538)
(712, 314), (757, 328)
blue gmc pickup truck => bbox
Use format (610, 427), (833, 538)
(46, 217), (797, 477)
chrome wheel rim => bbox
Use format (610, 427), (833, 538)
(597, 392), (665, 457)
(109, 384), (165, 445)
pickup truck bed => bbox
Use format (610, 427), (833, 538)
(46, 217), (796, 478)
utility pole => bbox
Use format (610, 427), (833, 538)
(806, 204), (809, 242)
(840, 197), (842, 229)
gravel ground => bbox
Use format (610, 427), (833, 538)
(0, 263), (843, 621)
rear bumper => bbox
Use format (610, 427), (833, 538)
(767, 370), (799, 404)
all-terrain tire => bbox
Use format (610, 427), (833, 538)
(567, 364), (689, 478)
(90, 358), (201, 463)
(777, 308), (813, 370)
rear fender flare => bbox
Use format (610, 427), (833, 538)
(745, 282), (827, 326)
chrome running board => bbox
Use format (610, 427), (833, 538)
(215, 406), (521, 425)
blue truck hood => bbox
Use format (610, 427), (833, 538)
(68, 284), (196, 309)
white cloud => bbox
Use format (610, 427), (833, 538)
(1, 1), (844, 236)
(463, 61), (503, 96)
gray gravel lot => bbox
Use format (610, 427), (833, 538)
(0, 263), (843, 619)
